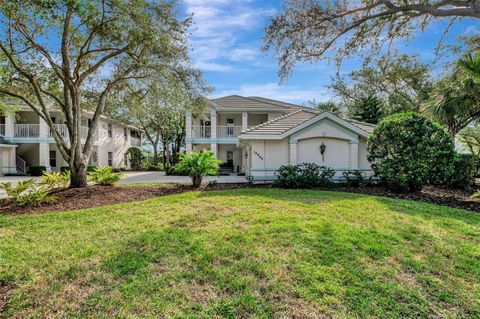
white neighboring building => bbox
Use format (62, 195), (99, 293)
(0, 108), (142, 176)
(186, 95), (375, 180)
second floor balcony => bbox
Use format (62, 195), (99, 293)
(191, 125), (242, 140)
(8, 124), (93, 141)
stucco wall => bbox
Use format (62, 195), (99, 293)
(297, 137), (349, 169)
(0, 146), (16, 175)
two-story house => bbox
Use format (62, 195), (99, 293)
(0, 107), (142, 176)
(186, 95), (374, 180)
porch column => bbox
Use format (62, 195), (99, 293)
(210, 143), (217, 157)
(289, 140), (297, 165)
(210, 109), (217, 140)
(5, 114), (14, 137)
(39, 117), (49, 137)
(242, 112), (248, 131)
(186, 111), (192, 154)
(39, 142), (51, 171)
(348, 140), (359, 170)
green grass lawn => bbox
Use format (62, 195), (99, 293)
(1, 189), (479, 318)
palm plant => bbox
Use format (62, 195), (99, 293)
(175, 151), (221, 187)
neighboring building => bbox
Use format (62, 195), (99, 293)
(0, 108), (142, 176)
(186, 95), (374, 180)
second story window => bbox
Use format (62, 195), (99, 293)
(124, 128), (128, 140)
(108, 152), (113, 167)
(108, 123), (113, 137)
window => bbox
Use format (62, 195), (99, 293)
(49, 150), (57, 168)
(124, 153), (128, 167)
(108, 123), (113, 137)
(108, 152), (113, 167)
(50, 116), (56, 124)
(124, 128), (128, 140)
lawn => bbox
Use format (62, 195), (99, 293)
(0, 189), (479, 318)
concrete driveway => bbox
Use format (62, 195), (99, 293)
(0, 171), (246, 198)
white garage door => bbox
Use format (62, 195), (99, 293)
(297, 137), (349, 169)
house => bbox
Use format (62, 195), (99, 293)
(186, 95), (374, 180)
(0, 108), (142, 176)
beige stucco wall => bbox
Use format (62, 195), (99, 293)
(244, 118), (372, 180)
(0, 146), (16, 175)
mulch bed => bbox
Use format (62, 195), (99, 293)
(1, 183), (479, 216)
(0, 280), (13, 314)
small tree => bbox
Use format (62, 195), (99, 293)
(367, 112), (454, 192)
(126, 147), (144, 171)
(349, 95), (384, 124)
(174, 151), (221, 188)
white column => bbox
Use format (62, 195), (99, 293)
(210, 143), (217, 157)
(39, 117), (49, 137)
(39, 142), (51, 171)
(348, 140), (359, 170)
(210, 109), (217, 139)
(289, 141), (297, 165)
(9, 147), (17, 174)
(5, 114), (14, 137)
(242, 112), (248, 131)
(186, 111), (192, 154)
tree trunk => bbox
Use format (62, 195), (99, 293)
(70, 160), (88, 188)
(153, 146), (159, 164)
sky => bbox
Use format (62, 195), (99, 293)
(183, 0), (479, 105)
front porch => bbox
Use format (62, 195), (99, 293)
(191, 143), (245, 174)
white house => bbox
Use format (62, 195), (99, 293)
(0, 108), (142, 176)
(186, 95), (374, 180)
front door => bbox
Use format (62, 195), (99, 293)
(200, 120), (211, 138)
(226, 118), (234, 137)
(226, 151), (233, 168)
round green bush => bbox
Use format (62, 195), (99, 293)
(367, 112), (454, 192)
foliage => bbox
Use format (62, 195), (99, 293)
(458, 127), (480, 157)
(367, 112), (454, 192)
(263, 0), (479, 77)
(2, 189), (479, 318)
(446, 154), (478, 189)
(349, 95), (384, 124)
(60, 166), (97, 173)
(342, 170), (368, 187)
(0, 179), (56, 207)
(0, 0), (193, 187)
(41, 171), (70, 190)
(174, 151), (221, 187)
(331, 55), (432, 114)
(29, 166), (47, 177)
(304, 99), (343, 114)
(274, 163), (335, 188)
(127, 147), (144, 171)
(88, 166), (122, 186)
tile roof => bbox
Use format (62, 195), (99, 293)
(240, 109), (375, 136)
(210, 95), (300, 111)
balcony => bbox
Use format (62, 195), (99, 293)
(191, 125), (242, 140)
(131, 137), (142, 147)
(15, 124), (40, 137)
(49, 124), (93, 140)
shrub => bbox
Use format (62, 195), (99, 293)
(0, 179), (56, 207)
(88, 166), (122, 186)
(367, 112), (454, 192)
(41, 171), (70, 190)
(174, 151), (221, 187)
(342, 170), (367, 187)
(29, 166), (47, 176)
(127, 147), (144, 170)
(447, 153), (477, 189)
(274, 163), (335, 188)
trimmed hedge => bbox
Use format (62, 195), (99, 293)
(29, 166), (47, 176)
(274, 163), (335, 188)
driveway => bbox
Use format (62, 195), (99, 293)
(0, 171), (246, 198)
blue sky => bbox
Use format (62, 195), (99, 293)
(183, 0), (479, 104)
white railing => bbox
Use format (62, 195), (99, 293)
(49, 125), (93, 141)
(16, 156), (26, 175)
(192, 126), (211, 138)
(131, 137), (142, 147)
(14, 124), (40, 137)
(217, 126), (242, 138)
(0, 124), (4, 136)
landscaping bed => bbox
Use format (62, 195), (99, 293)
(1, 182), (479, 215)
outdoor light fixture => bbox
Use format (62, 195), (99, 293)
(320, 142), (326, 162)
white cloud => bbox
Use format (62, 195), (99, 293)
(214, 83), (333, 104)
(185, 0), (272, 72)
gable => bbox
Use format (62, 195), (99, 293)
(290, 117), (360, 143)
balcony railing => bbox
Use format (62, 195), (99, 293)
(131, 137), (142, 147)
(191, 125), (242, 139)
(217, 126), (242, 138)
(0, 124), (4, 136)
(49, 124), (92, 140)
(14, 124), (40, 137)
